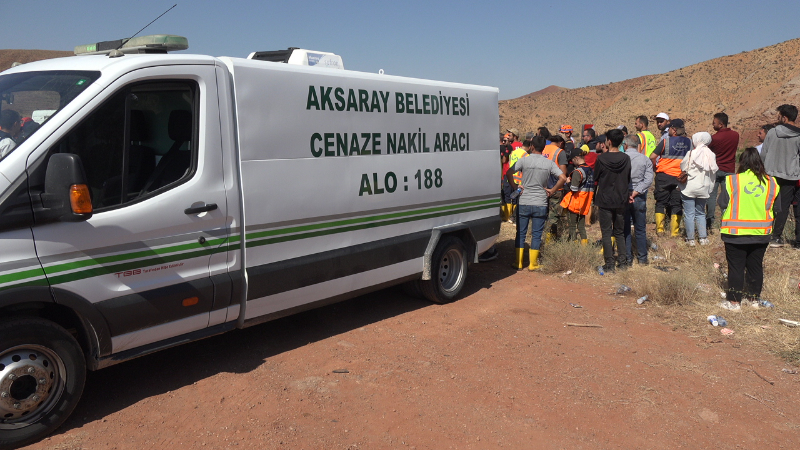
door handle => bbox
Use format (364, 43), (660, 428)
(184, 203), (218, 215)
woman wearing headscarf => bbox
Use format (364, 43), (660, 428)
(717, 148), (779, 311)
(679, 132), (718, 245)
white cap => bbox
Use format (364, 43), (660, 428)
(656, 112), (670, 120)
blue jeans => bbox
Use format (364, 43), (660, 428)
(516, 204), (548, 250)
(681, 194), (707, 240)
(624, 195), (648, 263)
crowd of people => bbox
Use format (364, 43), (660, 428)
(499, 104), (800, 311)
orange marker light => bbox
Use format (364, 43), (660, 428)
(69, 184), (93, 214)
(182, 297), (199, 307)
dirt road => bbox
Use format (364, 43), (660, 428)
(25, 241), (800, 449)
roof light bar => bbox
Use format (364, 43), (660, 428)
(74, 34), (188, 56)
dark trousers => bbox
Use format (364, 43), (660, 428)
(724, 242), (768, 302)
(624, 195), (648, 264)
(547, 191), (566, 239)
(565, 210), (587, 240)
(599, 206), (625, 268)
(654, 172), (682, 215)
(706, 170), (733, 228)
(772, 177), (800, 242)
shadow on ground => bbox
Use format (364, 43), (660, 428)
(54, 239), (520, 437)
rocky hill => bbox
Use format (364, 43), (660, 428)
(500, 38), (800, 145)
(0, 49), (73, 72)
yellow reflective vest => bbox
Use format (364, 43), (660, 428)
(720, 171), (780, 236)
(637, 130), (657, 157)
(508, 148), (528, 184)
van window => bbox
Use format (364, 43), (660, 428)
(49, 81), (197, 210)
(0, 71), (99, 161)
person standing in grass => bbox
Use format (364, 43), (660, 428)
(594, 129), (631, 272)
(650, 119), (691, 236)
(760, 104), (800, 248)
(623, 133), (653, 264)
(560, 149), (593, 244)
(718, 148), (779, 311)
(679, 132), (717, 246)
(707, 112), (740, 233)
(505, 136), (566, 271)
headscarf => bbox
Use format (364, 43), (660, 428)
(689, 132), (718, 173)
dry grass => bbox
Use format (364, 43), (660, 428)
(496, 213), (800, 366)
(539, 239), (603, 275)
(609, 232), (800, 366)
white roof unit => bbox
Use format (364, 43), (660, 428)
(246, 48), (344, 70)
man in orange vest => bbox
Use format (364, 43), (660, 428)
(543, 135), (568, 240)
(649, 119), (691, 236)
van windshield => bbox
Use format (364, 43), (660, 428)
(0, 70), (100, 160)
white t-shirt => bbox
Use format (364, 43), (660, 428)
(0, 137), (16, 159)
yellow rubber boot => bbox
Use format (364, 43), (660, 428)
(670, 214), (682, 237)
(528, 249), (540, 271)
(512, 248), (524, 270)
(500, 204), (509, 222)
(655, 213), (666, 234)
(581, 239), (588, 246)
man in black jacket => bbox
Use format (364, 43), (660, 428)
(594, 129), (632, 272)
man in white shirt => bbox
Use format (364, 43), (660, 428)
(0, 110), (21, 159)
(755, 124), (774, 154)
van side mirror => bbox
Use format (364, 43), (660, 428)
(37, 153), (93, 222)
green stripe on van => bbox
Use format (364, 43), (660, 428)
(246, 203), (497, 248)
(0, 267), (47, 285)
(247, 199), (498, 240)
(0, 199), (498, 290)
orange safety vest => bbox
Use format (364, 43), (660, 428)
(720, 171), (780, 236)
(542, 144), (564, 165)
(543, 144), (566, 188)
(655, 136), (690, 177)
(560, 165), (594, 215)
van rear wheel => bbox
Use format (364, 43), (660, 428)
(0, 318), (86, 449)
(420, 236), (468, 304)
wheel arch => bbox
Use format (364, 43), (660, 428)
(422, 224), (476, 281)
(0, 286), (112, 370)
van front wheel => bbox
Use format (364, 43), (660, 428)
(420, 236), (468, 304)
(0, 318), (86, 449)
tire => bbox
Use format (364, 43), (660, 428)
(0, 318), (86, 450)
(419, 236), (468, 304)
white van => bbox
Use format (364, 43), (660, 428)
(0, 38), (499, 447)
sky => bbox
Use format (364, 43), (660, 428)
(3, 0), (798, 100)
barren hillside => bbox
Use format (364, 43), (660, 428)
(500, 38), (800, 145)
(0, 49), (73, 72)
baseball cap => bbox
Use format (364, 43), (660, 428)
(559, 124), (573, 133)
(568, 147), (584, 160)
(655, 112), (670, 121)
(507, 128), (519, 136)
(669, 118), (685, 128)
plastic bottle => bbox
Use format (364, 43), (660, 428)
(707, 315), (719, 326)
(509, 187), (523, 200)
(597, 265), (605, 276)
(758, 299), (775, 308)
(717, 316), (727, 327)
(636, 295), (648, 305)
(616, 285), (632, 294)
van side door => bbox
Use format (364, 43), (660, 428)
(29, 65), (229, 355)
